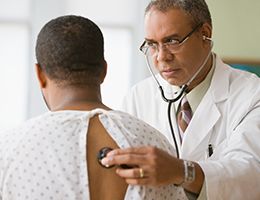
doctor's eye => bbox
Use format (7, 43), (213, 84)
(146, 41), (157, 48)
(166, 38), (180, 46)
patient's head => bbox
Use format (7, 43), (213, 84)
(35, 15), (106, 87)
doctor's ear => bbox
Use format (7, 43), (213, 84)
(35, 63), (47, 88)
(200, 23), (212, 41)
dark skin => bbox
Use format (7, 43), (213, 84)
(35, 63), (128, 200)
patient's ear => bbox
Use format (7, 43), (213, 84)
(100, 60), (107, 84)
(35, 64), (47, 88)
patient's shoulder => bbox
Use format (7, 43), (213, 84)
(98, 110), (175, 156)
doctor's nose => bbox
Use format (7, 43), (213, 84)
(156, 45), (174, 62)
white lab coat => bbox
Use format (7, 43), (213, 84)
(120, 55), (260, 200)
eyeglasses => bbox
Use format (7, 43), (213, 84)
(140, 23), (202, 56)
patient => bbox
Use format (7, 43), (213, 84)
(0, 15), (181, 199)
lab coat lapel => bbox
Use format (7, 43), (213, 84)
(180, 56), (230, 159)
(180, 93), (220, 159)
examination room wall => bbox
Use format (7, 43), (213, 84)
(0, 0), (259, 131)
(206, 0), (260, 62)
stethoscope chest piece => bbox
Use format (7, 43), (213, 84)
(97, 147), (133, 169)
(97, 147), (115, 168)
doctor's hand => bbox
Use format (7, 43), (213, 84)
(101, 146), (184, 186)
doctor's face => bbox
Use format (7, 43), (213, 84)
(144, 8), (212, 88)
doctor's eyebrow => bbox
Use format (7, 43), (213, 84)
(145, 33), (181, 43)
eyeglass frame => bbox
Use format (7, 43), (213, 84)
(139, 23), (203, 55)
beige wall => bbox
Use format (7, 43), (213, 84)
(206, 0), (260, 62)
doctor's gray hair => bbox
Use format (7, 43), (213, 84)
(145, 0), (212, 28)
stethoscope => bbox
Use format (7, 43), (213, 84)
(144, 36), (213, 158)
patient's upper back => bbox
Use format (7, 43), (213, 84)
(87, 115), (127, 200)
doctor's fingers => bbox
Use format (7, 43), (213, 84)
(106, 146), (158, 157)
(116, 167), (164, 186)
(101, 153), (149, 167)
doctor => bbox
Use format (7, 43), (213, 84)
(101, 0), (260, 199)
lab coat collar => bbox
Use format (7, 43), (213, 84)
(209, 55), (230, 103)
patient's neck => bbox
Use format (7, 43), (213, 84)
(49, 85), (109, 111)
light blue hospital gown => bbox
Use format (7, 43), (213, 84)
(0, 108), (187, 199)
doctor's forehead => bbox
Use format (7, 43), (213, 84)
(144, 8), (193, 41)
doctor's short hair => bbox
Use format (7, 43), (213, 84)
(35, 15), (105, 86)
(145, 0), (212, 28)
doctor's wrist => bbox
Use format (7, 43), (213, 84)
(182, 161), (205, 195)
(174, 160), (195, 186)
(183, 160), (196, 183)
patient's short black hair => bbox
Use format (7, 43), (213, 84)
(36, 15), (105, 86)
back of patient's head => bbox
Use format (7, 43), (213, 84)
(36, 15), (105, 87)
